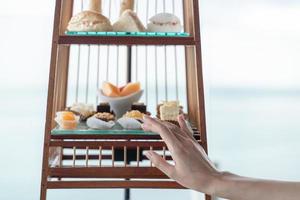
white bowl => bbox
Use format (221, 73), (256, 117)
(98, 90), (143, 118)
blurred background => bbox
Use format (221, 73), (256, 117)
(0, 0), (300, 200)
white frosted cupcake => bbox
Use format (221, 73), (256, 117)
(147, 13), (182, 32)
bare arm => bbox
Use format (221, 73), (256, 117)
(142, 115), (300, 200)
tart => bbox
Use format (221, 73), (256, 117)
(86, 112), (115, 130)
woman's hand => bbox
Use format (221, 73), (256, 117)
(142, 115), (221, 195)
(143, 115), (300, 200)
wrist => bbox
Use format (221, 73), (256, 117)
(213, 171), (238, 198)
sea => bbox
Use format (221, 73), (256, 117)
(0, 87), (300, 200)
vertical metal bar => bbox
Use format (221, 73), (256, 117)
(85, 146), (89, 167)
(127, 47), (132, 82)
(145, 0), (149, 104)
(72, 146), (76, 167)
(154, 0), (159, 105)
(106, 0), (112, 81)
(124, 146), (127, 167)
(163, 146), (166, 160)
(135, 0), (139, 82)
(75, 0), (84, 103)
(137, 146), (140, 167)
(163, 0), (168, 101)
(75, 46), (81, 102)
(172, 0), (179, 100)
(85, 45), (91, 103)
(96, 45), (101, 104)
(99, 146), (102, 167)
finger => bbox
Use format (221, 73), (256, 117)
(177, 115), (195, 140)
(143, 115), (177, 144)
(145, 150), (176, 179)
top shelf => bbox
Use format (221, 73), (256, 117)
(58, 31), (197, 46)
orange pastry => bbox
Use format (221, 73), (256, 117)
(102, 82), (121, 97)
(120, 82), (140, 96)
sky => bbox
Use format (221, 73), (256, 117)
(0, 0), (299, 89)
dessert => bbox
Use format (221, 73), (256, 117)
(157, 101), (182, 125)
(113, 9), (146, 32)
(123, 110), (144, 120)
(94, 112), (115, 122)
(147, 13), (182, 32)
(55, 111), (79, 130)
(86, 112), (115, 129)
(102, 82), (121, 97)
(69, 103), (95, 121)
(102, 81), (141, 97)
(118, 110), (144, 129)
(119, 0), (134, 16)
(67, 10), (112, 32)
(97, 102), (111, 113)
(120, 82), (141, 96)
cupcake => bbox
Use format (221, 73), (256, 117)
(117, 110), (145, 130)
(86, 112), (115, 130)
(55, 111), (80, 130)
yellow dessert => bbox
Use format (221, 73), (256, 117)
(123, 110), (144, 119)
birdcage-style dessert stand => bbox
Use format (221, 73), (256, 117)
(40, 0), (209, 199)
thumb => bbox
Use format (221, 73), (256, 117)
(146, 150), (176, 179)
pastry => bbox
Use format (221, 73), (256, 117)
(123, 110), (144, 120)
(67, 10), (112, 32)
(113, 9), (146, 32)
(117, 110), (145, 129)
(55, 111), (79, 130)
(97, 102), (111, 113)
(147, 13), (182, 32)
(69, 103), (95, 121)
(119, 0), (134, 16)
(94, 112), (115, 122)
(157, 101), (182, 126)
(86, 113), (115, 130)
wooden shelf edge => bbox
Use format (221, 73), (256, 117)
(58, 35), (197, 45)
(47, 180), (185, 189)
(49, 167), (168, 179)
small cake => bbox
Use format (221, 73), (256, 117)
(86, 112), (115, 129)
(147, 13), (182, 32)
(118, 110), (144, 129)
(157, 101), (182, 125)
(94, 112), (115, 122)
(113, 9), (146, 32)
(69, 103), (95, 121)
(97, 102), (111, 113)
(67, 10), (113, 32)
(55, 111), (79, 130)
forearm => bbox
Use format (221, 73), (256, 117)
(213, 172), (300, 200)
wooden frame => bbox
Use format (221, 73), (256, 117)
(40, 0), (209, 199)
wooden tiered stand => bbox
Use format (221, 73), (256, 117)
(40, 0), (209, 199)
